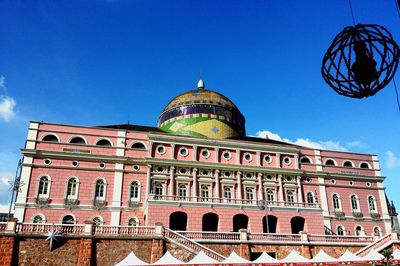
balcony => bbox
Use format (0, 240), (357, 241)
(148, 195), (320, 209)
(64, 198), (79, 209)
(93, 199), (107, 210)
(353, 211), (364, 220)
(35, 197), (50, 207)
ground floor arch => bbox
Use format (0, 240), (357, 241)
(202, 212), (219, 231)
(262, 215), (278, 233)
(233, 214), (248, 232)
(169, 211), (187, 231)
(291, 216), (305, 234)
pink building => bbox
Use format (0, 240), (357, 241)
(14, 81), (398, 238)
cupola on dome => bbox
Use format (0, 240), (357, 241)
(158, 80), (246, 139)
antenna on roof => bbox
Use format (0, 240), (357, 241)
(197, 70), (205, 90)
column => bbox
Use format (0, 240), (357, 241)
(237, 171), (242, 200)
(377, 181), (392, 233)
(193, 146), (198, 161)
(148, 141), (154, 158)
(214, 148), (219, 163)
(297, 176), (303, 203)
(192, 168), (198, 200)
(169, 166), (175, 196)
(276, 153), (281, 168)
(278, 174), (284, 203)
(146, 165), (152, 197)
(256, 151), (261, 166)
(295, 154), (299, 169)
(236, 149), (241, 164)
(111, 162), (124, 225)
(14, 122), (38, 221)
(257, 173), (263, 201)
(215, 170), (220, 198)
(318, 177), (332, 230)
(170, 143), (175, 159)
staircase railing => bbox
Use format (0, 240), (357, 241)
(355, 234), (393, 256)
(163, 228), (226, 262)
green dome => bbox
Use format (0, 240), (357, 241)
(158, 81), (246, 139)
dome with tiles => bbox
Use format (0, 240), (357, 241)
(158, 80), (246, 139)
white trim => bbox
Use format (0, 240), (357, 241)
(14, 156), (34, 221)
(299, 155), (313, 164)
(111, 163), (123, 225)
(372, 155), (381, 176)
(200, 148), (210, 159)
(131, 141), (147, 150)
(129, 180), (141, 202)
(243, 152), (253, 162)
(354, 224), (365, 236)
(156, 144), (166, 155)
(65, 176), (80, 200)
(61, 213), (77, 224)
(318, 177), (330, 217)
(222, 150), (232, 161)
(92, 215), (104, 225)
(314, 150), (323, 171)
(367, 194), (377, 213)
(94, 178), (107, 201)
(324, 158), (337, 166)
(41, 133), (60, 143)
(332, 193), (342, 211)
(116, 130), (126, 156)
(282, 156), (292, 165)
(95, 137), (113, 147)
(68, 135), (87, 145)
(359, 161), (371, 169)
(36, 175), (52, 199)
(31, 213), (46, 224)
(350, 194), (360, 211)
(178, 146), (189, 157)
(376, 182), (391, 234)
(343, 160), (355, 168)
(336, 225), (346, 236)
(128, 216), (139, 226)
(264, 154), (272, 164)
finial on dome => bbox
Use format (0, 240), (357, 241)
(197, 79), (205, 90)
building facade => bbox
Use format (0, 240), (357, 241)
(14, 81), (397, 238)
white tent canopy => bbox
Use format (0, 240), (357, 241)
(393, 249), (400, 260)
(252, 252), (279, 264)
(153, 251), (184, 265)
(222, 251), (250, 264)
(115, 251), (148, 266)
(281, 250), (310, 263)
(338, 250), (363, 262)
(310, 249), (337, 263)
(362, 249), (384, 261)
(187, 251), (219, 264)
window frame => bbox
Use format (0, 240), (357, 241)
(66, 176), (80, 200)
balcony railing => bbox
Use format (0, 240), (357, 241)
(0, 222), (379, 246)
(93, 225), (155, 236)
(15, 223), (85, 234)
(148, 195), (320, 208)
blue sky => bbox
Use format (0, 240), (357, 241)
(1, 0), (400, 212)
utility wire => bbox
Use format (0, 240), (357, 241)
(394, 79), (400, 113)
(348, 0), (356, 25)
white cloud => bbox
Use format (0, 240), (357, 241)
(256, 130), (348, 151)
(0, 204), (12, 213)
(346, 141), (368, 149)
(0, 96), (16, 122)
(386, 151), (400, 169)
(1, 172), (12, 186)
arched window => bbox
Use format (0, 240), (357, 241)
(66, 177), (78, 199)
(286, 190), (295, 205)
(154, 182), (163, 196)
(300, 156), (311, 164)
(325, 159), (336, 166)
(355, 226), (363, 236)
(92, 216), (103, 226)
(360, 162), (370, 169)
(337, 226), (345, 236)
(368, 196), (376, 211)
(69, 136), (86, 144)
(62, 215), (75, 225)
(374, 227), (381, 237)
(178, 184), (188, 200)
(245, 187), (255, 203)
(42, 134), (59, 142)
(200, 185), (210, 201)
(266, 189), (274, 203)
(351, 195), (359, 210)
(95, 180), (106, 200)
(343, 161), (353, 167)
(291, 216), (305, 234)
(263, 215), (278, 233)
(223, 187), (233, 203)
(96, 139), (112, 146)
(333, 194), (341, 210)
(128, 217), (138, 226)
(37, 176), (50, 198)
(130, 181), (140, 201)
(306, 192), (314, 204)
(131, 142), (146, 149)
(32, 215), (45, 224)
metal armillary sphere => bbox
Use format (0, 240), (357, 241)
(322, 24), (400, 98)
